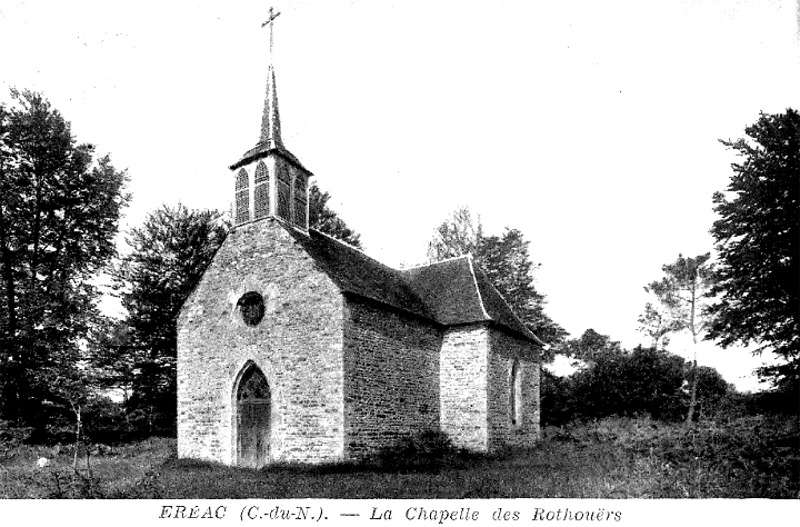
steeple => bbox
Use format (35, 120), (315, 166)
(259, 64), (283, 149)
(258, 7), (283, 150)
(229, 7), (312, 232)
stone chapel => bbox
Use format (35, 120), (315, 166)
(177, 12), (547, 468)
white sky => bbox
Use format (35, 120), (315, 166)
(1, 0), (797, 392)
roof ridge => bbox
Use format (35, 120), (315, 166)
(308, 227), (393, 270)
(466, 254), (492, 321)
(470, 261), (547, 347)
(402, 253), (471, 270)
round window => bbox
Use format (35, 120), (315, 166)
(237, 292), (265, 326)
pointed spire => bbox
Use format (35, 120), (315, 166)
(230, 7), (310, 173)
(259, 7), (283, 149)
(259, 63), (283, 148)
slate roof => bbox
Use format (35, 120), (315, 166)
(229, 143), (310, 173)
(288, 227), (433, 320)
(286, 225), (544, 345)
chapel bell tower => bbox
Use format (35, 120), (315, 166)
(229, 8), (312, 231)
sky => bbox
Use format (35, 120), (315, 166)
(1, 0), (797, 392)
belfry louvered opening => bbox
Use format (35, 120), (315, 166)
(254, 161), (270, 220)
(293, 174), (307, 228)
(277, 165), (291, 220)
(235, 169), (250, 225)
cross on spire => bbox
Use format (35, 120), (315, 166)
(258, 6), (283, 149)
(261, 7), (281, 56)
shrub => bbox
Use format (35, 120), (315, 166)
(83, 397), (127, 445)
(543, 347), (734, 424)
(373, 430), (463, 470)
(0, 421), (34, 452)
(540, 369), (577, 426)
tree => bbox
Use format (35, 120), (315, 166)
(427, 207), (566, 348)
(560, 328), (622, 365)
(309, 183), (362, 248)
(88, 318), (137, 404)
(112, 204), (228, 435)
(638, 302), (680, 350)
(566, 345), (688, 422)
(0, 89), (129, 432)
(707, 109), (800, 392)
(427, 206), (482, 260)
(645, 253), (714, 425)
(544, 333), (733, 424)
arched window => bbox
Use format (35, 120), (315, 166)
(276, 164), (291, 220)
(510, 359), (522, 426)
(293, 174), (307, 228)
(235, 169), (250, 225)
(254, 161), (270, 220)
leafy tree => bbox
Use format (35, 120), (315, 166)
(707, 109), (800, 392)
(88, 318), (136, 404)
(0, 89), (129, 432)
(644, 253), (714, 425)
(426, 207), (566, 348)
(427, 206), (482, 260)
(543, 339), (731, 424)
(559, 328), (622, 364)
(479, 230), (565, 344)
(309, 183), (362, 248)
(112, 204), (228, 435)
(569, 345), (687, 421)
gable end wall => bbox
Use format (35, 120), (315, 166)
(177, 220), (345, 465)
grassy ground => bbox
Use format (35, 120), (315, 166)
(1, 416), (797, 498)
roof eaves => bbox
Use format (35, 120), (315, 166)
(229, 144), (313, 174)
(341, 290), (444, 328)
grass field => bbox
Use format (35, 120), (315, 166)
(1, 416), (797, 499)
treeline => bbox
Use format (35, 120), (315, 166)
(538, 329), (796, 427)
(1, 89), (797, 447)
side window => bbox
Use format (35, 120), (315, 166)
(235, 169), (250, 225)
(510, 359), (522, 426)
(254, 161), (270, 220)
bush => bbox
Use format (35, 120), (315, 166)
(0, 421), (33, 448)
(373, 430), (463, 470)
(83, 397), (127, 445)
(540, 370), (577, 426)
(714, 388), (800, 420)
(542, 347), (734, 424)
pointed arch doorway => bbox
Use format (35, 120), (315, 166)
(235, 363), (271, 468)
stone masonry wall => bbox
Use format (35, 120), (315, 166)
(486, 329), (541, 450)
(342, 296), (442, 459)
(439, 325), (490, 451)
(177, 219), (345, 465)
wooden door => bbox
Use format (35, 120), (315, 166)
(236, 366), (271, 468)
